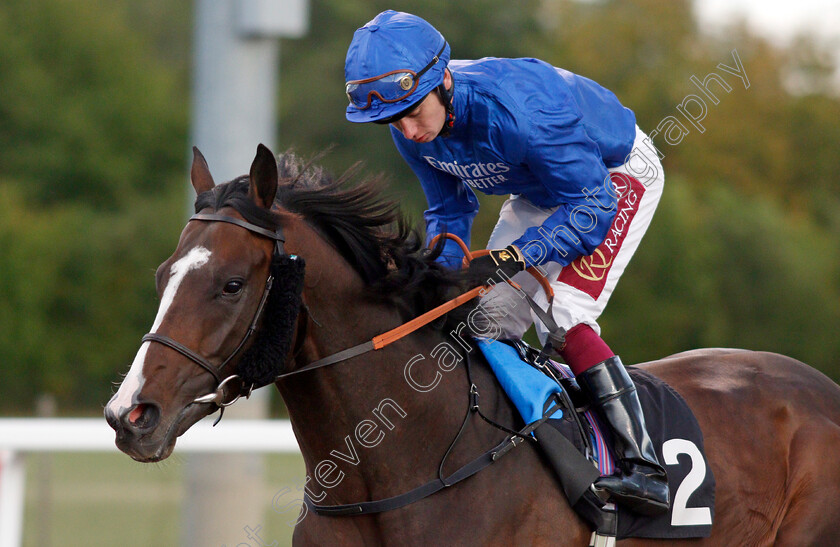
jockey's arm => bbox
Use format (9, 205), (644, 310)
(393, 128), (480, 269)
(511, 119), (618, 268)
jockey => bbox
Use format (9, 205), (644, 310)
(344, 10), (668, 516)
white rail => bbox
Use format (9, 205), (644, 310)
(0, 418), (299, 547)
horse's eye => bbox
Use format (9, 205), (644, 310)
(222, 279), (244, 296)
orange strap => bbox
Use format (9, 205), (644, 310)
(371, 285), (485, 350)
(373, 232), (558, 351)
(428, 233), (555, 302)
(284, 235), (557, 376)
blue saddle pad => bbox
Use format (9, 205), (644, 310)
(476, 338), (614, 476)
(477, 338), (564, 424)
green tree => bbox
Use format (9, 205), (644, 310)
(2, 0), (839, 411)
(0, 184), (185, 410)
(0, 0), (188, 411)
(603, 178), (840, 376)
(0, 0), (186, 209)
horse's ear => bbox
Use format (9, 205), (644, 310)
(190, 147), (215, 195)
(249, 143), (278, 210)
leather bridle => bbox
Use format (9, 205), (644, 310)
(140, 213), (289, 422)
(141, 213), (560, 427)
(141, 209), (571, 515)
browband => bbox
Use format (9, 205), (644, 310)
(190, 213), (285, 242)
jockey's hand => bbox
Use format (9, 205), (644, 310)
(467, 245), (526, 284)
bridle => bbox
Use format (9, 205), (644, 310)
(140, 208), (574, 515)
(140, 212), (290, 423)
(141, 213), (561, 427)
(140, 208), (465, 426)
(139, 210), (472, 425)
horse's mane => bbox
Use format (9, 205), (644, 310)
(194, 152), (473, 322)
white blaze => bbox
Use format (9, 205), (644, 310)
(107, 246), (212, 414)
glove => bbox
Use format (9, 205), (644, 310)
(467, 245), (526, 284)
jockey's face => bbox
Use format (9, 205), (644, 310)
(390, 70), (452, 143)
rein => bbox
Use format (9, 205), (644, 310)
(273, 284), (485, 378)
(144, 211), (562, 425)
(140, 215), (488, 423)
(277, 234), (561, 379)
(144, 212), (568, 514)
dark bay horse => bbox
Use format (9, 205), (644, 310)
(105, 145), (840, 545)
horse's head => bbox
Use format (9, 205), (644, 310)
(105, 143), (474, 463)
(105, 144), (304, 462)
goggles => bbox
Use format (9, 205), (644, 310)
(345, 43), (446, 110)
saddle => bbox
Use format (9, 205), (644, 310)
(477, 338), (716, 542)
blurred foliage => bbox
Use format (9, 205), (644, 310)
(0, 0), (187, 209)
(0, 0), (187, 411)
(605, 176), (840, 366)
(0, 0), (838, 412)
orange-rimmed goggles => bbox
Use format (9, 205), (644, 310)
(345, 43), (445, 110)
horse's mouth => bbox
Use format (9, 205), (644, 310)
(115, 402), (214, 462)
(119, 438), (175, 463)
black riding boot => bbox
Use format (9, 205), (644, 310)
(577, 356), (670, 516)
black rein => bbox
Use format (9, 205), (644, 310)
(141, 211), (537, 516)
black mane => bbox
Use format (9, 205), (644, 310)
(194, 152), (471, 320)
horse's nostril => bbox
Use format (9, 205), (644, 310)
(127, 403), (160, 431)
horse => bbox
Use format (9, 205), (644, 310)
(105, 144), (840, 546)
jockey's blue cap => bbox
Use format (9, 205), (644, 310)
(345, 10), (450, 123)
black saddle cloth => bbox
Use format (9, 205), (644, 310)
(490, 343), (716, 539)
(613, 367), (715, 539)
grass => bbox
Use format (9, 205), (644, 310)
(22, 451), (306, 547)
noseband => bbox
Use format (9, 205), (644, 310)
(141, 213), (291, 424)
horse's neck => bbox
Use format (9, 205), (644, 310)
(278, 294), (515, 505)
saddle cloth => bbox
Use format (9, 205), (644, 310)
(477, 338), (715, 540)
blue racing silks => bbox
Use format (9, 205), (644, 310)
(391, 57), (636, 268)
